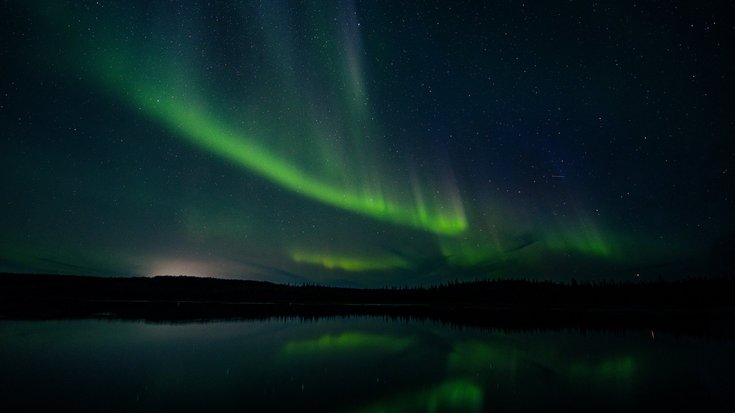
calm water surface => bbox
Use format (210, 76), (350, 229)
(1, 318), (733, 412)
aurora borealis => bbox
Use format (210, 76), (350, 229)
(1, 0), (733, 286)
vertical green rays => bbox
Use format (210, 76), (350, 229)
(136, 90), (466, 233)
(75, 2), (468, 235)
(20, 0), (665, 281)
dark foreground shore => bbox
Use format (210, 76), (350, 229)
(1, 273), (733, 337)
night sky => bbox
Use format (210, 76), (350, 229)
(1, 0), (733, 286)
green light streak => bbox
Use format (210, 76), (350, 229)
(347, 379), (483, 413)
(447, 341), (510, 373)
(135, 92), (464, 234)
(281, 332), (415, 356)
(290, 250), (411, 272)
(448, 339), (637, 386)
(42, 0), (467, 236)
(438, 236), (506, 267)
(539, 212), (616, 258)
(436, 222), (616, 265)
(543, 226), (612, 257)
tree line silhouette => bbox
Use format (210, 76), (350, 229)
(2, 273), (733, 336)
(1, 272), (733, 311)
(1, 272), (733, 306)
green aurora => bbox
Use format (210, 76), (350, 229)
(1, 0), (731, 285)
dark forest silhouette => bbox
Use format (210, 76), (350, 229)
(1, 273), (734, 337)
(2, 272), (734, 305)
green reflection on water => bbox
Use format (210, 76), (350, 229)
(281, 332), (415, 356)
(568, 356), (636, 382)
(2, 320), (734, 412)
(347, 379), (483, 413)
(448, 340), (510, 372)
(447, 339), (637, 385)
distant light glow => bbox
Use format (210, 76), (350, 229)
(147, 258), (255, 279)
(148, 259), (219, 277)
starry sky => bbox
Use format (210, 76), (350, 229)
(1, 0), (733, 286)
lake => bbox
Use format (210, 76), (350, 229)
(1, 317), (733, 412)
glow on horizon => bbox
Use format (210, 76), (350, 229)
(148, 259), (217, 277)
(147, 258), (256, 279)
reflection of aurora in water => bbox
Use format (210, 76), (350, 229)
(278, 328), (644, 412)
(278, 331), (485, 412)
(448, 340), (637, 382)
(346, 379), (483, 413)
(280, 332), (415, 356)
(2, 318), (733, 412)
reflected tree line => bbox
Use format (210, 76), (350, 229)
(1, 273), (733, 337)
